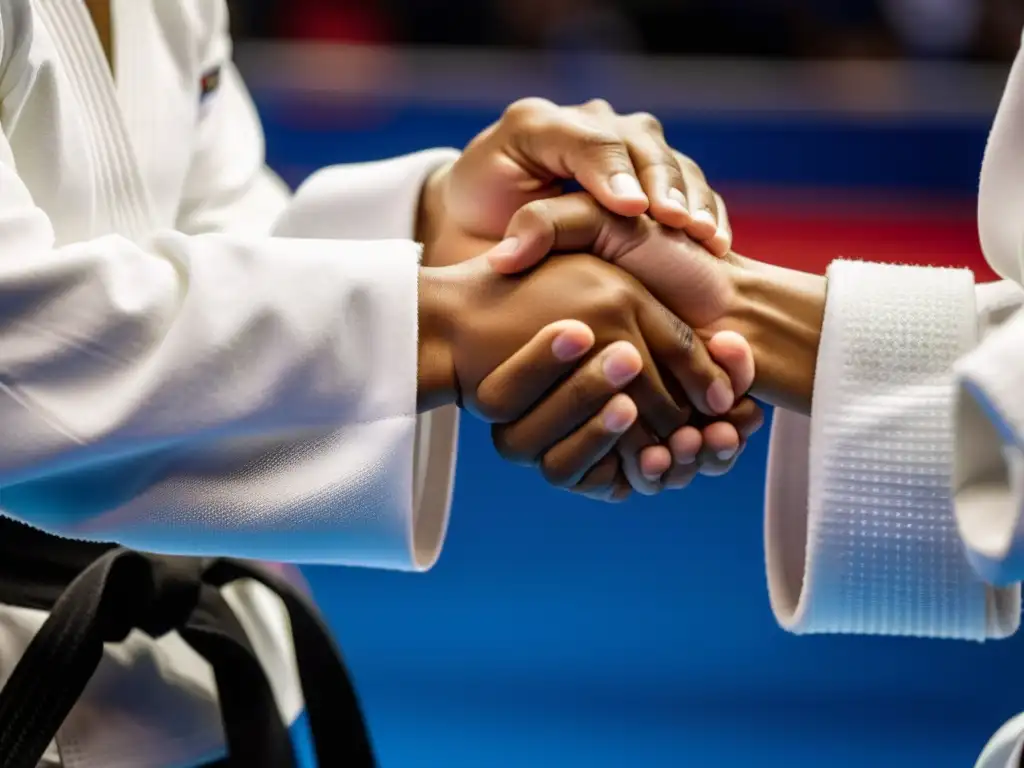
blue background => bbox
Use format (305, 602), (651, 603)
(255, 94), (1018, 767)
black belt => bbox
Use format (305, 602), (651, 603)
(0, 518), (376, 768)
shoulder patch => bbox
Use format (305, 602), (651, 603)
(199, 65), (221, 101)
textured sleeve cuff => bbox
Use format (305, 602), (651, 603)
(954, 307), (1024, 595)
(764, 260), (1016, 640)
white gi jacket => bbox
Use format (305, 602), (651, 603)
(0, 1), (459, 765)
(763, 27), (1024, 768)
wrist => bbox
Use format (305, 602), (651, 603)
(417, 267), (459, 412)
(415, 162), (453, 267)
(721, 254), (826, 415)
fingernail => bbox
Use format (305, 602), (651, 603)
(609, 173), (646, 202)
(602, 349), (641, 388)
(551, 330), (592, 362)
(707, 228), (730, 256)
(706, 379), (734, 415)
(602, 406), (635, 434)
(694, 208), (716, 228)
(642, 468), (663, 482)
(716, 448), (736, 461)
(674, 452), (696, 466)
(664, 198), (687, 217)
(486, 237), (520, 265)
(668, 187), (689, 213)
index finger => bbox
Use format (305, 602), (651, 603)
(473, 319), (595, 423)
(503, 99), (650, 217)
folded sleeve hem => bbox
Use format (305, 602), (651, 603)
(410, 405), (459, 571)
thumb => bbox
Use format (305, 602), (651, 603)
(488, 193), (612, 275)
(483, 236), (529, 273)
(706, 330), (755, 397)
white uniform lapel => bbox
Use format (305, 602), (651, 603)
(33, 0), (155, 239)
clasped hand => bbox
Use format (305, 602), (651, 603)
(416, 98), (764, 501)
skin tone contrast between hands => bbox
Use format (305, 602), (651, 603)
(492, 193), (827, 418)
(410, 98), (781, 501)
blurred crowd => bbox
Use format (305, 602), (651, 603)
(228, 0), (1023, 61)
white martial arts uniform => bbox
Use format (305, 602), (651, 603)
(763, 26), (1024, 768)
(0, 1), (460, 765)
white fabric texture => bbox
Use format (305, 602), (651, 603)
(764, 262), (1020, 641)
(760, 26), (1024, 768)
(0, 1), (461, 766)
(763, 29), (1024, 644)
(0, 0), (460, 571)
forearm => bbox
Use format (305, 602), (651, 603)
(722, 254), (826, 415)
(415, 163), (451, 262)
